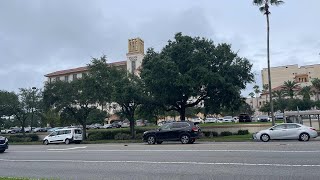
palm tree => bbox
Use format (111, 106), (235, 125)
(249, 92), (255, 108)
(253, 0), (284, 126)
(283, 80), (299, 99)
(311, 78), (320, 101)
(253, 85), (261, 107)
(299, 86), (312, 100)
(272, 90), (285, 100)
(262, 84), (269, 102)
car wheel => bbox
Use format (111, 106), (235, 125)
(75, 141), (81, 144)
(180, 134), (190, 144)
(65, 139), (70, 145)
(260, 134), (270, 142)
(156, 141), (163, 144)
(299, 133), (310, 141)
(43, 140), (49, 145)
(0, 149), (5, 153)
(147, 136), (156, 145)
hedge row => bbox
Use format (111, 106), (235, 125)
(87, 128), (153, 141)
(7, 134), (39, 142)
(202, 129), (249, 137)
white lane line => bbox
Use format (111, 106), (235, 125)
(47, 146), (87, 151)
(9, 149), (320, 153)
(0, 159), (319, 167)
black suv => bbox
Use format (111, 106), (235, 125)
(143, 121), (200, 145)
(0, 136), (8, 153)
(239, 114), (252, 122)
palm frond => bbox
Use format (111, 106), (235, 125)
(253, 0), (264, 6)
(270, 0), (285, 6)
(259, 6), (266, 13)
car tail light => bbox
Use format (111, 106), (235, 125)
(310, 128), (316, 131)
(192, 127), (198, 132)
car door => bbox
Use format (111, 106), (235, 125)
(170, 123), (184, 140)
(55, 130), (65, 142)
(48, 131), (58, 142)
(156, 123), (173, 140)
(284, 124), (300, 139)
(269, 124), (287, 139)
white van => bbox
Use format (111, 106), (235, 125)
(43, 128), (83, 145)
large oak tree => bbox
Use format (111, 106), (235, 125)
(141, 33), (254, 120)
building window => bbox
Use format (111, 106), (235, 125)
(82, 73), (86, 77)
(55, 77), (60, 81)
(65, 76), (69, 82)
(131, 60), (136, 74)
(73, 74), (77, 80)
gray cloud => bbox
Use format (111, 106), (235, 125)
(0, 0), (320, 95)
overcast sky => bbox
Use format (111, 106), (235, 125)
(0, 0), (319, 96)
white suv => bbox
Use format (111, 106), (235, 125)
(43, 128), (83, 145)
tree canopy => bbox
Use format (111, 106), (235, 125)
(141, 33), (254, 120)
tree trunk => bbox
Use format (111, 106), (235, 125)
(179, 106), (186, 121)
(82, 123), (87, 140)
(266, 13), (275, 126)
(129, 118), (135, 139)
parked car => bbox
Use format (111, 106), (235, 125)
(204, 117), (217, 123)
(222, 116), (233, 123)
(275, 113), (284, 120)
(102, 124), (112, 129)
(111, 122), (122, 128)
(256, 115), (270, 122)
(43, 128), (83, 145)
(0, 136), (9, 153)
(253, 123), (318, 142)
(239, 114), (252, 123)
(232, 117), (239, 123)
(190, 117), (204, 124)
(143, 121), (200, 145)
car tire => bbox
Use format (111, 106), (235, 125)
(43, 140), (49, 145)
(156, 141), (163, 144)
(147, 135), (156, 145)
(299, 133), (310, 141)
(180, 134), (190, 144)
(75, 141), (81, 144)
(0, 149), (5, 153)
(260, 134), (270, 142)
(65, 139), (70, 145)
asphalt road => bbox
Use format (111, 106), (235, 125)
(1, 141), (320, 180)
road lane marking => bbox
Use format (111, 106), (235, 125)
(0, 159), (319, 168)
(9, 149), (320, 153)
(47, 146), (87, 151)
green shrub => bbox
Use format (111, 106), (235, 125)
(220, 131), (233, 136)
(87, 127), (154, 141)
(114, 133), (131, 140)
(238, 130), (249, 135)
(203, 131), (219, 138)
(135, 133), (143, 140)
(7, 134), (39, 142)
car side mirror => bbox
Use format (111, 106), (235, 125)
(270, 128), (274, 131)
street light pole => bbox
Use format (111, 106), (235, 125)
(31, 87), (36, 132)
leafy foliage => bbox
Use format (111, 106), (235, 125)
(141, 33), (254, 120)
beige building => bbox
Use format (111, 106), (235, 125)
(261, 64), (320, 89)
(45, 37), (145, 83)
(44, 38), (145, 122)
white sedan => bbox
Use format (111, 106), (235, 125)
(253, 123), (318, 142)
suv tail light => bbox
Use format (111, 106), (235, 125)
(192, 127), (198, 132)
(310, 128), (316, 131)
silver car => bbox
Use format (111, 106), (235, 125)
(253, 123), (318, 142)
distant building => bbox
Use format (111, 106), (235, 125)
(261, 64), (320, 89)
(44, 38), (145, 123)
(45, 38), (144, 83)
